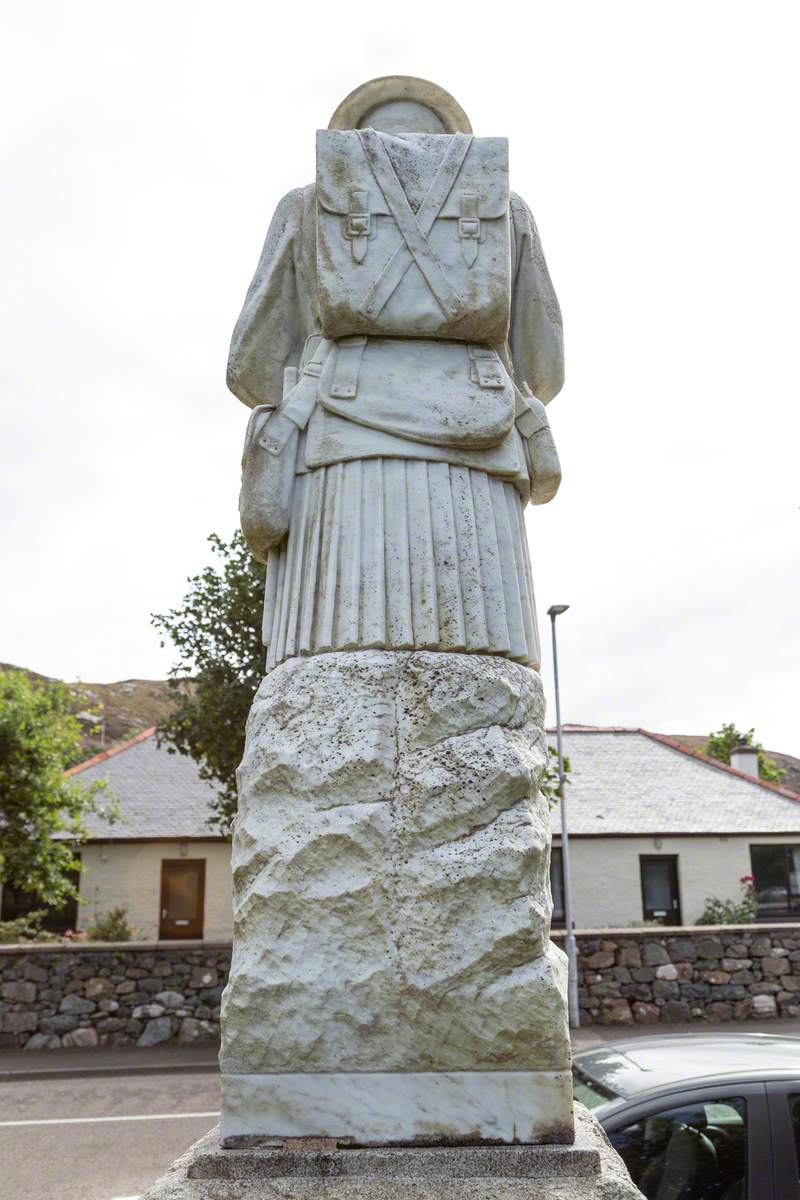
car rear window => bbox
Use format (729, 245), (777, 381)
(572, 1065), (618, 1110)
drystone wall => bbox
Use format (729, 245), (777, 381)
(3, 925), (800, 1049)
(553, 924), (800, 1025)
(0, 942), (231, 1049)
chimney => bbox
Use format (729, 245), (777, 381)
(730, 741), (760, 779)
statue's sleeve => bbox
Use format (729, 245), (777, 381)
(508, 193), (564, 403)
(226, 188), (305, 409)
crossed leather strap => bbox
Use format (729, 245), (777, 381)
(356, 128), (473, 323)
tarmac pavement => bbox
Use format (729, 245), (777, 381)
(0, 1056), (219, 1200)
(1, 1019), (799, 1200)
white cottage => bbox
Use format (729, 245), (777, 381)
(0, 729), (231, 941)
(551, 727), (800, 928)
(3, 724), (798, 939)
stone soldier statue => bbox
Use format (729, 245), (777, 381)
(220, 76), (573, 1146)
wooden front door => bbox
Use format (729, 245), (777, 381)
(640, 855), (682, 925)
(159, 859), (205, 939)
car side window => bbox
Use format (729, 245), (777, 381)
(608, 1096), (748, 1200)
(790, 1095), (800, 1178)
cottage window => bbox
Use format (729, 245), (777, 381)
(750, 844), (800, 918)
(0, 856), (81, 933)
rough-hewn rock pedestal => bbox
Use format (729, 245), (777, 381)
(140, 1106), (643, 1199)
(219, 650), (572, 1144)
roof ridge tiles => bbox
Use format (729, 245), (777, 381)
(65, 726), (157, 776)
(544, 724), (800, 804)
(639, 729), (800, 803)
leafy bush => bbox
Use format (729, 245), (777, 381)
(696, 876), (759, 926)
(86, 906), (133, 942)
(0, 912), (59, 944)
(706, 722), (784, 784)
(0, 669), (115, 906)
(542, 745), (572, 808)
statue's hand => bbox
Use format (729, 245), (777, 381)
(515, 387), (562, 505)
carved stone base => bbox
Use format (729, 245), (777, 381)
(140, 1106), (644, 1199)
(220, 650), (571, 1144)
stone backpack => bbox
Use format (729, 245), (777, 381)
(316, 129), (511, 344)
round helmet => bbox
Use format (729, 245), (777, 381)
(328, 75), (472, 134)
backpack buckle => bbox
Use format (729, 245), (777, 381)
(342, 190), (373, 262)
(457, 192), (482, 265)
(347, 214), (371, 236)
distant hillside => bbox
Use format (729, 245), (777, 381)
(670, 733), (800, 796)
(4, 661), (797, 792)
(0, 663), (187, 761)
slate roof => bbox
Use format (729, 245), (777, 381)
(68, 724), (800, 842)
(550, 728), (800, 836)
(68, 728), (223, 840)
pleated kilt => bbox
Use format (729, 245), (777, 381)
(262, 458), (540, 671)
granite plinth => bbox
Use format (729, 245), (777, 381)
(140, 1105), (644, 1199)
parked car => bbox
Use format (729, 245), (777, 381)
(573, 1033), (800, 1199)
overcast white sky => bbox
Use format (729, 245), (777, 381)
(1, 1), (798, 751)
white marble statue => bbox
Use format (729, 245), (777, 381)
(221, 75), (573, 1147)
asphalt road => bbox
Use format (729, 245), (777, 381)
(0, 1067), (219, 1200)
(2, 1018), (798, 1200)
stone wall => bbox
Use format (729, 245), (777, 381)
(4, 925), (800, 1049)
(0, 942), (231, 1050)
(552, 924), (800, 1025)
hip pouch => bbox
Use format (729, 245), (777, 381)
(239, 363), (319, 563)
(316, 129), (511, 344)
(239, 342), (329, 561)
(515, 382), (562, 505)
(318, 336), (515, 450)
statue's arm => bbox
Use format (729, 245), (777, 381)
(508, 193), (564, 404)
(226, 188), (305, 409)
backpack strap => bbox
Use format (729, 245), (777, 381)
(356, 128), (468, 322)
(358, 132), (473, 321)
(468, 345), (507, 390)
(266, 341), (333, 448)
(328, 336), (367, 399)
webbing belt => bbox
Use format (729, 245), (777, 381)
(356, 129), (473, 323)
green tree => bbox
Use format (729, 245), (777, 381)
(0, 670), (111, 905)
(542, 746), (571, 807)
(152, 532), (265, 833)
(705, 722), (784, 785)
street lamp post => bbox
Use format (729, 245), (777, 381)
(547, 604), (580, 1029)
